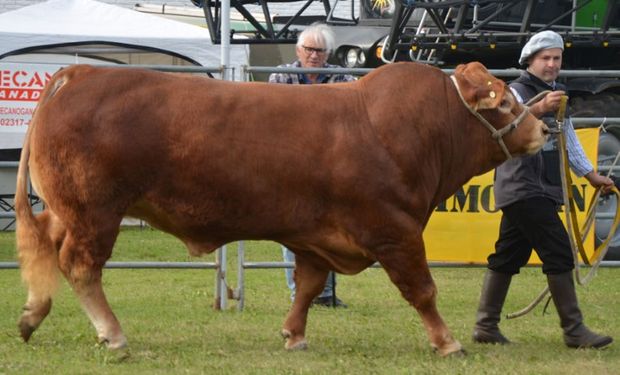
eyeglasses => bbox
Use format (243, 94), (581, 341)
(301, 45), (327, 55)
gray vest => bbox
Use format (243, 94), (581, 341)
(493, 72), (565, 209)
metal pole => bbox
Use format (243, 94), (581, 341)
(214, 247), (221, 309)
(216, 0), (232, 310)
(237, 241), (245, 311)
(330, 272), (337, 307)
(221, 0), (231, 81)
(214, 246), (228, 310)
(220, 245), (228, 310)
(215, 0), (231, 311)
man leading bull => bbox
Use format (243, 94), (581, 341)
(472, 30), (614, 349)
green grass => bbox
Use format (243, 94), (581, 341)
(1, 228), (619, 374)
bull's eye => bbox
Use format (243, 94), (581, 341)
(500, 99), (510, 109)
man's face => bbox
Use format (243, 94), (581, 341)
(527, 48), (562, 83)
(296, 39), (328, 68)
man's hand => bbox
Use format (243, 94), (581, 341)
(585, 171), (614, 194)
(531, 90), (566, 118)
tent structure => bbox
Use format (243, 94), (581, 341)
(0, 0), (248, 155)
(0, 0), (247, 67)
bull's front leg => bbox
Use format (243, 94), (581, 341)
(281, 250), (329, 350)
(375, 235), (464, 356)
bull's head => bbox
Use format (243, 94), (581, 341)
(452, 62), (548, 159)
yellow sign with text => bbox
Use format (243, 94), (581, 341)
(424, 128), (600, 264)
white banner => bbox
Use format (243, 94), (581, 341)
(0, 63), (62, 149)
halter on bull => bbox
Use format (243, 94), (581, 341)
(15, 61), (547, 357)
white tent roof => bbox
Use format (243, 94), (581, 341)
(0, 0), (247, 67)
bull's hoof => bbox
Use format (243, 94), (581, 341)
(95, 344), (131, 363)
(445, 348), (467, 357)
(18, 299), (52, 342)
(285, 339), (308, 351)
(109, 347), (131, 362)
(281, 329), (308, 351)
(97, 335), (128, 350)
(18, 320), (36, 342)
(432, 340), (465, 357)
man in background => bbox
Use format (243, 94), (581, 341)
(269, 23), (355, 307)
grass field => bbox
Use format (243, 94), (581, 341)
(1, 228), (619, 374)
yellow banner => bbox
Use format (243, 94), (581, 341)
(424, 128), (600, 264)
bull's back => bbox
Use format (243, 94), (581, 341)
(35, 65), (363, 160)
(29, 66), (374, 237)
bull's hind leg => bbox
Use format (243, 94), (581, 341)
(281, 251), (330, 350)
(17, 211), (64, 342)
(58, 221), (126, 349)
(375, 237), (463, 356)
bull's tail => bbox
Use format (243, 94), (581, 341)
(15, 89), (61, 342)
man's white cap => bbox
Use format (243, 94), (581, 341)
(519, 30), (564, 65)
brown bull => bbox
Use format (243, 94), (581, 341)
(15, 62), (547, 356)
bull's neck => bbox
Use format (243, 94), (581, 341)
(433, 87), (504, 205)
(359, 64), (504, 212)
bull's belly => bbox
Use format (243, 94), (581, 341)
(126, 200), (378, 273)
(282, 234), (378, 275)
(125, 202), (224, 255)
(322, 254), (376, 275)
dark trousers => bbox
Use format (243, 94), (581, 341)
(488, 197), (574, 275)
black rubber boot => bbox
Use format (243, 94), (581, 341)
(547, 271), (613, 349)
(472, 269), (512, 344)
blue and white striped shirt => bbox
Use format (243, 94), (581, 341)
(268, 61), (357, 85)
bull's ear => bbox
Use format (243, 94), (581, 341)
(454, 62), (505, 110)
(476, 80), (505, 110)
